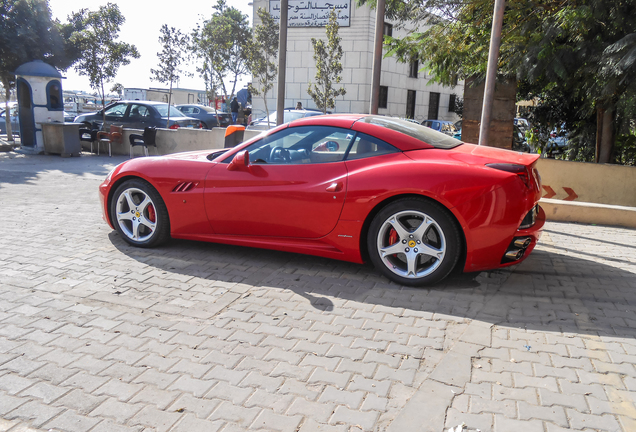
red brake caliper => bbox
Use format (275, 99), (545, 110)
(388, 228), (398, 247)
(147, 205), (156, 223)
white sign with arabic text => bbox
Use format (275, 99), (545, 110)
(269, 1), (351, 27)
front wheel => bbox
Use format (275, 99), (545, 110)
(110, 179), (170, 247)
(367, 199), (461, 286)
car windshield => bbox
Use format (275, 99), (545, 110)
(154, 104), (187, 117)
(200, 106), (217, 113)
(360, 116), (463, 149)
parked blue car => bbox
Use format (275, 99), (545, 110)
(74, 101), (202, 130)
(176, 104), (231, 129)
(0, 105), (19, 135)
(421, 119), (458, 136)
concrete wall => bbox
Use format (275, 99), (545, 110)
(536, 158), (636, 207)
(536, 158), (636, 229)
(82, 128), (263, 157)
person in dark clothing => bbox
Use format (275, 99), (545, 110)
(231, 97), (240, 124)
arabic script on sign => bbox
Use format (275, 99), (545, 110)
(270, 0), (351, 27)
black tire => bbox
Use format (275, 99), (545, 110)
(110, 179), (170, 247)
(367, 198), (461, 286)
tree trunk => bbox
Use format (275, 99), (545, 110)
(167, 79), (173, 129)
(100, 79), (106, 129)
(264, 93), (270, 129)
(4, 86), (14, 142)
(595, 105), (615, 164)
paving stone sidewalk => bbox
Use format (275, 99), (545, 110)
(0, 151), (635, 432)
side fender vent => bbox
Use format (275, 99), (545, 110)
(172, 181), (199, 192)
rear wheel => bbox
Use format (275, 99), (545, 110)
(367, 199), (461, 286)
(110, 179), (170, 247)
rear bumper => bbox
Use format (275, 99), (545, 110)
(498, 205), (546, 267)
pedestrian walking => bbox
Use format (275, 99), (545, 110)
(231, 97), (240, 124)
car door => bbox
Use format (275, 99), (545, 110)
(204, 125), (354, 239)
(126, 104), (153, 129)
(102, 103), (129, 128)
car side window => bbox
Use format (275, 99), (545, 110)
(223, 126), (354, 165)
(179, 107), (192, 115)
(129, 104), (150, 118)
(104, 104), (128, 118)
(345, 132), (399, 161)
(192, 107), (200, 114)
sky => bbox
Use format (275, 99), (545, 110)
(47, 0), (253, 95)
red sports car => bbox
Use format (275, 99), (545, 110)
(99, 115), (545, 286)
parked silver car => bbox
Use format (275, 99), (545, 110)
(0, 105), (19, 135)
(247, 108), (325, 131)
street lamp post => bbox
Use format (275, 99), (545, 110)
(478, 0), (506, 146)
(276, 0), (288, 125)
(370, 0), (385, 115)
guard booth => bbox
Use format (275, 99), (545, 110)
(15, 60), (64, 153)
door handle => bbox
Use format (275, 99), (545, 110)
(326, 182), (343, 192)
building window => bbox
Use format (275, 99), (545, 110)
(408, 60), (418, 78)
(379, 86), (388, 109)
(406, 90), (416, 119)
(428, 92), (440, 120)
(449, 94), (457, 113)
(383, 23), (393, 37)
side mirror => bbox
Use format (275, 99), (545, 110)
(227, 150), (250, 171)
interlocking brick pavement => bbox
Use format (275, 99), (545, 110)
(0, 151), (635, 431)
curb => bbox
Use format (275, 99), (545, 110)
(541, 198), (636, 229)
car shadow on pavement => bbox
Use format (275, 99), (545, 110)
(108, 231), (636, 341)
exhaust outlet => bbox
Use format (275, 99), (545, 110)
(505, 249), (524, 260)
(514, 237), (532, 249)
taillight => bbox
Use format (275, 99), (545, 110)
(486, 163), (531, 189)
(169, 124), (180, 130)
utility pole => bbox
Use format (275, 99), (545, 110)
(276, 0), (288, 125)
(370, 0), (385, 114)
(478, 0), (505, 146)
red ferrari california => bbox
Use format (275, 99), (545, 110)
(99, 115), (545, 286)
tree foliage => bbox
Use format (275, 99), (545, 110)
(151, 24), (190, 127)
(246, 7), (278, 127)
(307, 8), (346, 114)
(191, 0), (251, 107)
(358, 0), (636, 164)
(110, 82), (124, 98)
(69, 3), (139, 124)
(0, 0), (79, 140)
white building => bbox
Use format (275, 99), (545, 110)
(251, 0), (463, 123)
